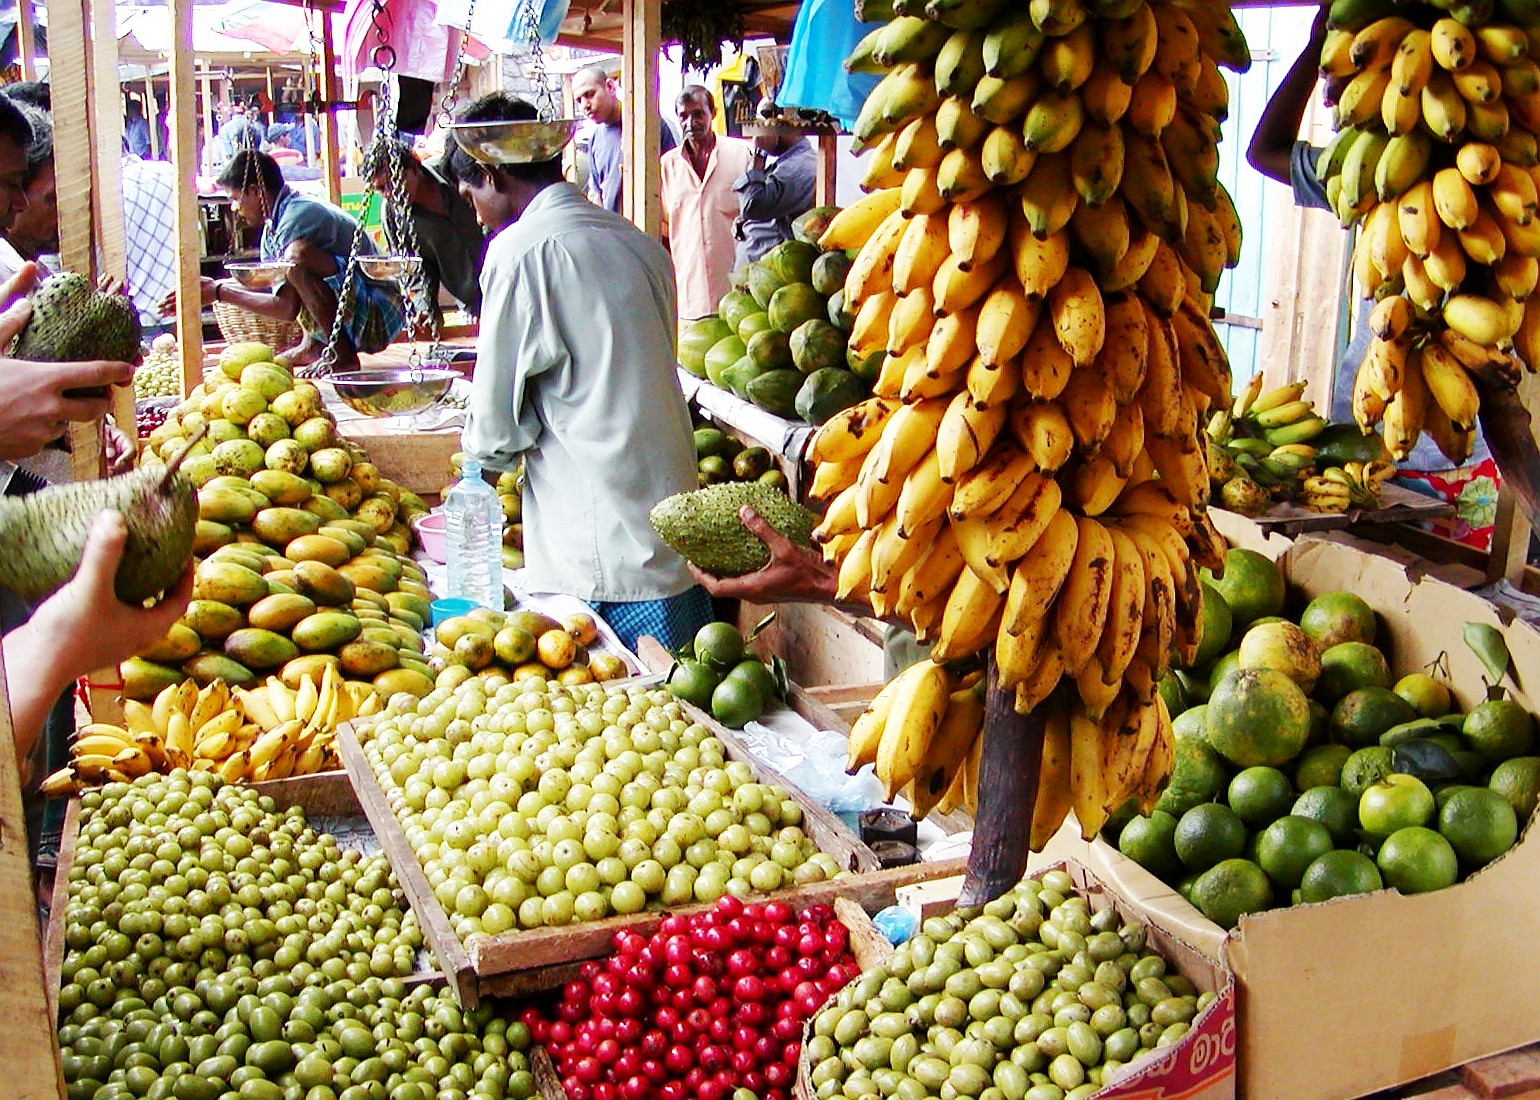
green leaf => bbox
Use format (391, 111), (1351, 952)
(1464, 622), (1511, 684)
(747, 611), (777, 645)
(770, 656), (790, 703)
(1392, 739), (1470, 782)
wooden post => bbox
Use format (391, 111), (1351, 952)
(319, 18), (344, 207)
(200, 66), (217, 176)
(814, 132), (837, 206)
(89, 0), (135, 447)
(0, 654), (69, 1100)
(957, 667), (1045, 908)
(144, 77), (161, 160)
(171, 0), (205, 396)
(621, 0), (662, 237)
(1486, 480), (1532, 588)
(16, 0), (36, 82)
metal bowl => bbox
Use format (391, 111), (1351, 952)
(327, 368), (458, 418)
(357, 255), (423, 282)
(448, 118), (580, 165)
(225, 260), (293, 289)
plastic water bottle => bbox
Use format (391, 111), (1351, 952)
(443, 458), (504, 610)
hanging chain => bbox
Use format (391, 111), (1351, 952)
(438, 0), (481, 129)
(520, 0), (557, 120)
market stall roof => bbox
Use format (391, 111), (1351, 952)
(556, 0), (802, 51)
(116, 0), (340, 67)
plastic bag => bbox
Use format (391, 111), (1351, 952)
(736, 715), (886, 815)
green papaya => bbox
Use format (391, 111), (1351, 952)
(746, 369), (805, 418)
(795, 368), (868, 425)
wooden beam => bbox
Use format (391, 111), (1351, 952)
(89, 0), (135, 452)
(15, 0), (36, 82)
(0, 651), (68, 1099)
(318, 20), (343, 207)
(815, 132), (836, 206)
(622, 0), (662, 238)
(171, 0), (206, 397)
(144, 77), (161, 160)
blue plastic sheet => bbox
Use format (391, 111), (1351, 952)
(777, 0), (881, 128)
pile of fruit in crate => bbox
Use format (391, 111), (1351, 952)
(530, 894), (860, 1100)
(428, 606), (630, 684)
(1206, 376), (1399, 515)
(679, 209), (876, 426)
(447, 451), (525, 570)
(43, 664), (374, 792)
(800, 0), (1251, 846)
(805, 868), (1217, 1100)
(666, 620), (787, 729)
(56, 771), (540, 1100)
(135, 332), (183, 400)
(1112, 547), (1540, 926)
(1315, 2), (1540, 459)
(357, 677), (847, 944)
(693, 424), (792, 493)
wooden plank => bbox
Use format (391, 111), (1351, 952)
(1462, 1048), (1540, 1098)
(0, 648), (69, 1099)
(16, 0), (36, 81)
(90, 0), (135, 448)
(786, 682), (854, 737)
(834, 896), (891, 972)
(335, 725), (478, 1006)
(171, 0), (207, 398)
(43, 797), (82, 1020)
(319, 23), (344, 208)
(815, 132), (837, 207)
(622, 0), (662, 238)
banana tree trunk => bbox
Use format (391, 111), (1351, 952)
(957, 662), (1044, 907)
(1476, 376), (1540, 535)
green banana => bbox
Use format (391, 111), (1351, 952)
(926, 0), (1016, 30)
(874, 16), (953, 66)
(1264, 416), (1331, 446)
(981, 10), (1046, 78)
(1375, 132), (1434, 203)
(1315, 126), (1360, 184)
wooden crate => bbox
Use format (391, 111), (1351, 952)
(338, 715), (966, 1007)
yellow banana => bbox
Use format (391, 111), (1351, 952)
(909, 685), (986, 821)
(850, 290), (899, 358)
(1433, 165), (1481, 229)
(1102, 2), (1158, 83)
(1432, 17), (1477, 73)
(1069, 706), (1110, 838)
(1047, 265), (1106, 368)
(972, 71), (1043, 125)
(1019, 152), (1079, 240)
(893, 114), (945, 172)
(1023, 91), (1087, 155)
(1053, 516), (1115, 677)
(933, 250), (1009, 316)
(895, 525), (965, 613)
(1041, 20), (1095, 90)
(975, 279), (1039, 366)
(1101, 227), (1162, 293)
(948, 191), (1011, 272)
(819, 187), (903, 252)
(931, 565), (1006, 660)
(966, 353), (1023, 409)
(1009, 401), (1076, 472)
(1030, 702), (1073, 849)
(1420, 337), (1482, 428)
(887, 286), (938, 356)
(935, 95), (989, 151)
(936, 389), (1009, 483)
(1143, 433), (1209, 509)
(165, 711), (193, 765)
(980, 125), (1036, 186)
(937, 145), (992, 202)
(1445, 291), (1523, 347)
(1120, 128), (1182, 242)
(926, 306), (982, 377)
(981, 473), (1063, 570)
(1020, 312), (1075, 400)
(1008, 216), (1072, 298)
(1136, 307), (1183, 437)
(1060, 370), (1119, 455)
(1081, 58), (1134, 125)
(949, 444), (1037, 523)
(1069, 454), (1127, 517)
(892, 213), (950, 296)
(810, 397), (901, 466)
(1071, 193), (1132, 273)
(894, 449), (953, 537)
(1136, 239), (1187, 316)
(845, 207), (909, 303)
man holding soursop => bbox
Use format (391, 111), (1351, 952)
(446, 93), (713, 652)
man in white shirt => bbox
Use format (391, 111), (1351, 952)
(447, 93), (712, 652)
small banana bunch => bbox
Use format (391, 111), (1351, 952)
(41, 666), (377, 794)
(1315, 2), (1540, 461)
(847, 660), (987, 819)
(1300, 458), (1399, 511)
(1204, 377), (1328, 514)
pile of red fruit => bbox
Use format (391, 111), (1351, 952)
(527, 895), (860, 1100)
(135, 403), (170, 436)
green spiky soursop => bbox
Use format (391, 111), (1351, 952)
(0, 461), (197, 603)
(12, 272), (141, 362)
(650, 482), (816, 577)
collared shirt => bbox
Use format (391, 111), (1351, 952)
(261, 184), (377, 263)
(462, 182), (697, 603)
(660, 136), (755, 320)
(733, 139), (818, 269)
(586, 116), (678, 214)
(384, 158), (485, 314)
(122, 154), (178, 326)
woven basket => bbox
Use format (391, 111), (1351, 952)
(212, 299), (303, 350)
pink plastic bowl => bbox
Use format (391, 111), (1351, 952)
(414, 512), (447, 564)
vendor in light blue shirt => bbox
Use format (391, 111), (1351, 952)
(573, 66), (677, 215)
(448, 93), (712, 652)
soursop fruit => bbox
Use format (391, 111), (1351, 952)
(12, 271), (141, 362)
(650, 482), (816, 577)
(0, 457), (197, 603)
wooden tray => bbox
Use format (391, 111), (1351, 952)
(43, 771), (440, 1015)
(339, 715), (963, 1007)
(1240, 481), (1455, 538)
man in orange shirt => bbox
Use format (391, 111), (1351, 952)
(659, 85), (753, 323)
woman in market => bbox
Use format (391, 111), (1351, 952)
(445, 92), (713, 653)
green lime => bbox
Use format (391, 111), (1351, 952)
(1227, 766), (1295, 829)
(1207, 651), (1242, 697)
(1154, 736), (1228, 817)
(1463, 699), (1534, 763)
(1194, 582), (1233, 666)
(1299, 849), (1383, 903)
(1331, 687), (1416, 749)
(724, 658), (778, 703)
(1201, 547), (1285, 628)
(710, 676), (763, 729)
(694, 622), (746, 668)
(1237, 620), (1321, 692)
(1394, 673), (1452, 718)
(1104, 798), (1139, 841)
(667, 659), (720, 709)
(1438, 786), (1519, 868)
(1315, 642), (1393, 705)
(1206, 668), (1312, 768)
(1292, 785), (1360, 847)
(1339, 745), (1395, 799)
(1254, 815), (1335, 889)
(1173, 802), (1247, 873)
(1118, 812), (1182, 880)
(1299, 591), (1377, 650)
(1358, 774), (1435, 838)
(1171, 703), (1209, 742)
(1295, 743), (1352, 790)
(1489, 756), (1540, 822)
(1375, 826), (1459, 894)
(1156, 673), (1188, 720)
(1190, 859), (1273, 928)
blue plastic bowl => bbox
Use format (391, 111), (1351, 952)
(430, 597), (479, 627)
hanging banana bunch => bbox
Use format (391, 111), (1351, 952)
(812, 0), (1248, 844)
(1316, 0), (1540, 464)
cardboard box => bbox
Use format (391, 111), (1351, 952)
(896, 860), (1238, 1100)
(1086, 521), (1540, 1100)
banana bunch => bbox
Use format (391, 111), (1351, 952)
(41, 666), (377, 794)
(1299, 458), (1398, 511)
(1315, 1), (1540, 462)
(817, 0), (1248, 843)
(1203, 376), (1329, 514)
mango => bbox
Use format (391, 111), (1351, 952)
(352, 589), (389, 611)
(198, 487), (262, 526)
(182, 652), (257, 688)
(247, 593), (318, 633)
(252, 507), (323, 547)
(390, 622), (424, 650)
(279, 654), (341, 689)
(339, 639), (400, 677)
(386, 592), (432, 623)
(354, 496), (397, 534)
(137, 623), (203, 664)
(326, 518), (377, 545)
(338, 559), (398, 594)
(193, 561), (268, 606)
(398, 656), (434, 679)
(508, 610), (562, 637)
(121, 657), (186, 700)
(360, 626), (405, 649)
(310, 447), (353, 484)
(300, 494), (350, 522)
(270, 387), (321, 426)
(250, 469), (313, 506)
(224, 628), (300, 670)
(376, 526), (411, 555)
(206, 547), (268, 574)
(318, 525), (367, 557)
(240, 362), (294, 400)
(390, 608), (425, 634)
(436, 616), (494, 648)
(292, 417), (337, 452)
(291, 611), (363, 652)
(373, 667), (434, 697)
(398, 579), (432, 599)
(284, 534), (351, 567)
(193, 520), (235, 555)
(182, 599), (246, 640)
(323, 477), (363, 511)
(350, 462), (381, 494)
(265, 439), (310, 474)
(293, 560), (354, 606)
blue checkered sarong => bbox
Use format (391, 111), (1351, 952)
(590, 585), (715, 654)
(307, 255), (404, 354)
